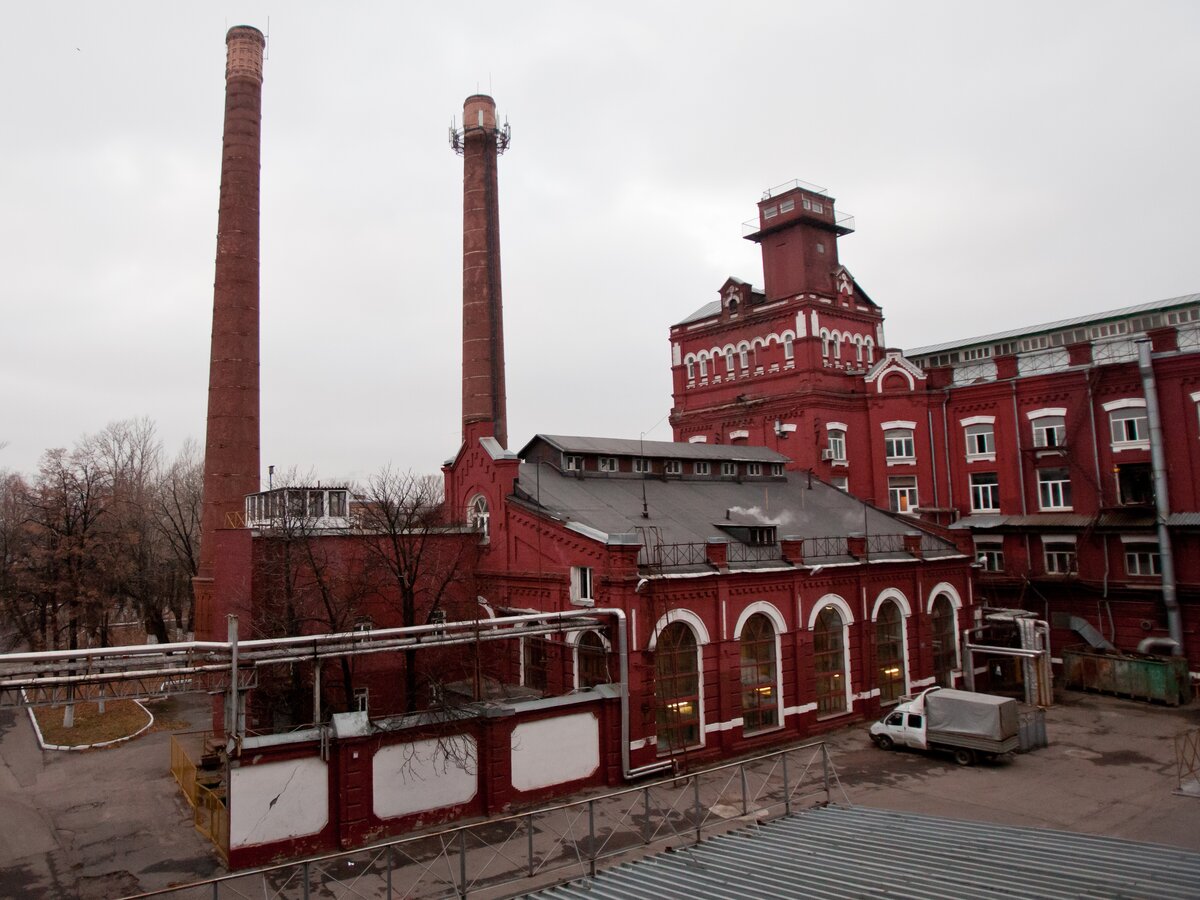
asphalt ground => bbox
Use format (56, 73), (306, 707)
(0, 688), (1197, 898)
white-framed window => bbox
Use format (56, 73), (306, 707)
(770, 463), (784, 476)
(964, 423), (995, 459)
(725, 349), (735, 373)
(685, 359), (695, 380)
(563, 454), (583, 471)
(633, 458), (650, 474)
(831, 475), (849, 492)
(1043, 537), (1077, 574)
(828, 428), (847, 462)
(888, 476), (918, 513)
(1107, 401), (1149, 448)
(970, 473), (1000, 511)
(747, 463), (763, 476)
(698, 356), (708, 378)
(1028, 408), (1067, 449)
(694, 461), (711, 475)
(783, 336), (794, 360)
(664, 460), (682, 475)
(467, 494), (490, 539)
(884, 429), (915, 461)
(598, 456), (618, 473)
(721, 462), (737, 476)
(1123, 541), (1161, 577)
(974, 540), (1005, 572)
(354, 687), (369, 713)
(570, 566), (595, 605)
(1037, 468), (1072, 510)
(739, 347), (749, 370)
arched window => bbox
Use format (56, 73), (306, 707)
(876, 601), (906, 703)
(467, 495), (489, 539)
(725, 348), (735, 373)
(740, 614), (779, 733)
(814, 606), (847, 716)
(577, 631), (608, 688)
(698, 354), (708, 378)
(655, 622), (700, 751)
(783, 336), (794, 361)
(930, 595), (958, 687)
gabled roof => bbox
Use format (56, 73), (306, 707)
(512, 458), (959, 562)
(522, 434), (789, 464)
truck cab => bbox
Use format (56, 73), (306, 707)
(874, 707), (929, 750)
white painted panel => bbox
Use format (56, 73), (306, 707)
(229, 757), (328, 849)
(373, 736), (477, 820)
(510, 713), (599, 792)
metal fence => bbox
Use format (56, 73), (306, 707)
(865, 533), (905, 555)
(725, 543), (781, 563)
(126, 741), (845, 900)
(802, 535), (848, 559)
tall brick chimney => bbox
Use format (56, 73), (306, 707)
(193, 26), (265, 638)
(453, 94), (510, 449)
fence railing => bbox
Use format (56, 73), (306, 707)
(194, 783), (229, 863)
(726, 543), (781, 563)
(128, 741), (846, 900)
(169, 734), (200, 808)
(803, 535), (849, 559)
(639, 541), (708, 568)
(865, 533), (906, 555)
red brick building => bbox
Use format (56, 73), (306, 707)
(667, 179), (1200, 674)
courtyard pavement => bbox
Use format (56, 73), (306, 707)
(0, 688), (1197, 898)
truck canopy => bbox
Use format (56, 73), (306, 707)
(924, 689), (1019, 740)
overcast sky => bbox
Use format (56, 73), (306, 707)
(2, 2), (1197, 484)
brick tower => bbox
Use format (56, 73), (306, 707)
(452, 95), (510, 449)
(193, 26), (265, 638)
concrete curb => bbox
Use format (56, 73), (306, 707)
(22, 690), (155, 751)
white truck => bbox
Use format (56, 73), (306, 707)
(869, 686), (1020, 766)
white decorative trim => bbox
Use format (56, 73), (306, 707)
(671, 343), (681, 366)
(646, 608), (711, 648)
(779, 423), (797, 434)
(880, 420), (917, 431)
(871, 588), (912, 620)
(959, 415), (996, 427)
(808, 593), (855, 628)
(688, 435), (708, 443)
(925, 582), (963, 614)
(729, 429), (749, 440)
(1191, 391), (1200, 403)
(1119, 534), (1160, 544)
(734, 601), (788, 637)
(1102, 398), (1146, 412)
(1027, 407), (1067, 420)
(1041, 534), (1077, 545)
(826, 421), (848, 432)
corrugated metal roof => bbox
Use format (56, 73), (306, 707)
(1167, 512), (1200, 528)
(526, 805), (1200, 899)
(907, 291), (1200, 358)
(675, 299), (722, 326)
(526, 434), (789, 463)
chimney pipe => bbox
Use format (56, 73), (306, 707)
(453, 94), (509, 449)
(194, 25), (265, 639)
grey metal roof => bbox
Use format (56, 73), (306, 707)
(675, 298), (722, 326)
(907, 291), (1200, 358)
(949, 514), (1094, 530)
(514, 461), (953, 552)
(525, 434), (790, 464)
(1167, 512), (1200, 528)
(527, 805), (1200, 899)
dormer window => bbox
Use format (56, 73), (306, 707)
(694, 462), (711, 475)
(664, 460), (682, 475)
(633, 458), (651, 474)
(747, 463), (763, 476)
(563, 454), (583, 471)
(598, 457), (618, 473)
(721, 462), (737, 477)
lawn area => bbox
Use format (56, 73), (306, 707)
(32, 699), (153, 747)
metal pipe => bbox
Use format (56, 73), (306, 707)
(1084, 370), (1112, 598)
(1137, 340), (1183, 654)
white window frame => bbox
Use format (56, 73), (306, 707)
(664, 460), (682, 475)
(961, 415), (996, 461)
(570, 566), (595, 606)
(1037, 468), (1072, 510)
(721, 461), (737, 476)
(1121, 536), (1161, 577)
(747, 463), (763, 476)
(830, 475), (849, 492)
(882, 421), (916, 464)
(1104, 399), (1149, 451)
(783, 336), (794, 360)
(1028, 408), (1067, 449)
(633, 458), (650, 474)
(563, 454), (583, 471)
(1042, 535), (1077, 575)
(598, 456), (618, 473)
(827, 425), (847, 463)
(888, 475), (919, 513)
(974, 539), (1005, 573)
(969, 472), (1000, 512)
(694, 461), (711, 475)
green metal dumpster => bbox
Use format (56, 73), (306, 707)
(1062, 645), (1191, 706)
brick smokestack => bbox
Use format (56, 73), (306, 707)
(193, 26), (265, 636)
(455, 94), (509, 449)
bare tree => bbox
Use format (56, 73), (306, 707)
(153, 439), (203, 636)
(357, 467), (484, 712)
(0, 471), (37, 651)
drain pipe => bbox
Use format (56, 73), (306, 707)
(1137, 340), (1183, 655)
(598, 606), (674, 779)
